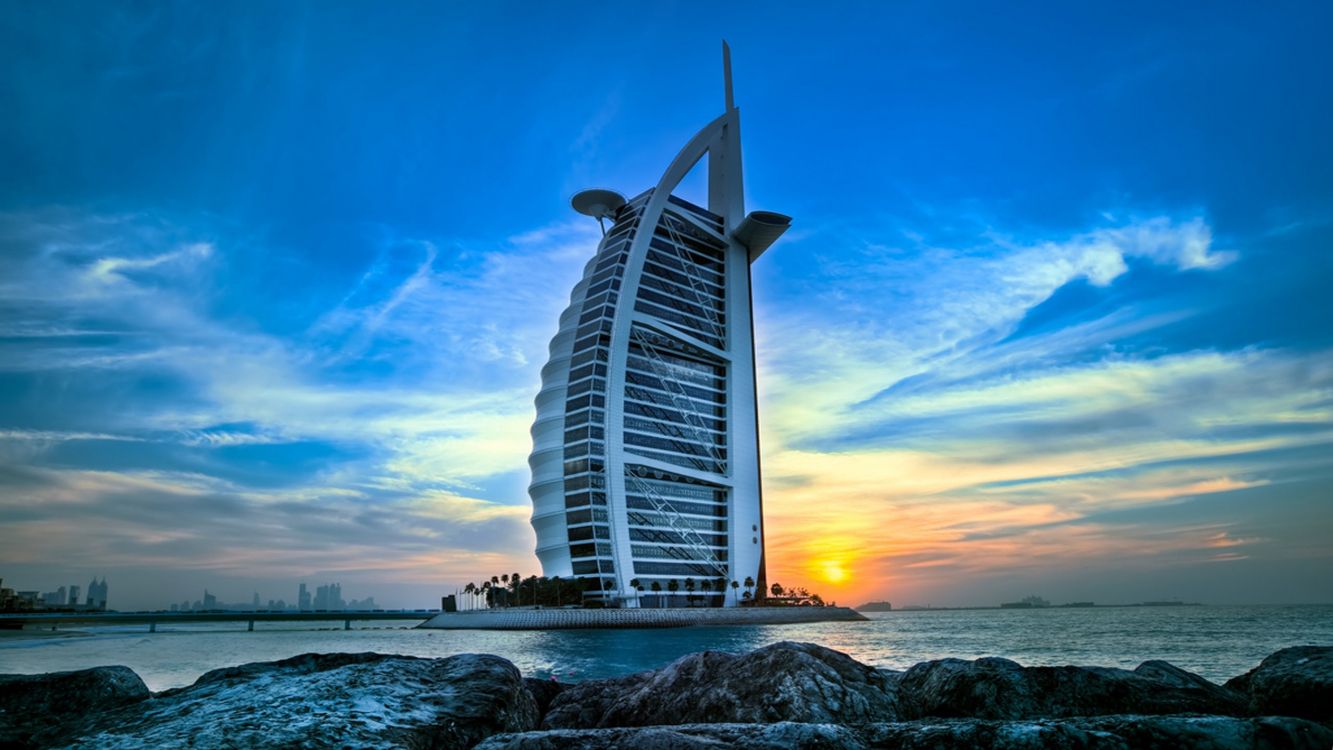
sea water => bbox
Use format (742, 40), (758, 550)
(2, 605), (1329, 692)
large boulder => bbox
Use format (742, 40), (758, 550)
(7, 644), (1329, 749)
(523, 677), (567, 721)
(480, 722), (866, 749)
(539, 671), (653, 730)
(66, 652), (538, 749)
(542, 642), (901, 729)
(1226, 646), (1333, 722)
(897, 655), (1245, 720)
(0, 666), (149, 747)
(480, 716), (1333, 750)
(863, 715), (1333, 750)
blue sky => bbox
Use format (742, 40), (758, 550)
(1, 2), (1330, 608)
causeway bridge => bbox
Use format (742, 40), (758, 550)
(0, 609), (439, 633)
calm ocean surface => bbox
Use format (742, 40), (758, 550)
(2, 605), (1330, 692)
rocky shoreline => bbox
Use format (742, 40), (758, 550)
(1, 642), (1329, 748)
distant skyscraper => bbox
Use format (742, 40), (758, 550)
(42, 586), (67, 606)
(528, 44), (790, 607)
(313, 583), (343, 611)
(298, 583), (311, 611)
(68, 584), (80, 607)
(85, 577), (108, 610)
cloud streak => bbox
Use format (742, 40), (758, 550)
(0, 204), (1329, 608)
(0, 208), (599, 603)
(753, 213), (1331, 605)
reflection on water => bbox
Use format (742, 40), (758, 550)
(2, 605), (1330, 691)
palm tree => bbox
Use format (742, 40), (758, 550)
(699, 579), (712, 606)
(771, 582), (784, 599)
(667, 579), (680, 607)
(684, 578), (696, 607)
(743, 576), (755, 604)
(650, 580), (663, 608)
(730, 579), (740, 606)
(629, 579), (642, 608)
(481, 581), (492, 609)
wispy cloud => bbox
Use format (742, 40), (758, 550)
(753, 214), (1330, 604)
(1, 204), (1328, 607)
(0, 208), (596, 602)
(0, 465), (530, 580)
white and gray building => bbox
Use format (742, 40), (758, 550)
(528, 44), (790, 607)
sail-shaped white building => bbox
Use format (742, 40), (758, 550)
(528, 44), (790, 607)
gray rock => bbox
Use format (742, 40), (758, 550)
(862, 718), (1112, 749)
(480, 722), (867, 749)
(541, 671), (652, 729)
(1069, 715), (1333, 749)
(480, 716), (1333, 750)
(65, 652), (537, 749)
(524, 677), (567, 721)
(1225, 646), (1333, 723)
(0, 666), (149, 747)
(897, 655), (1245, 720)
(864, 715), (1333, 749)
(542, 641), (901, 729)
(8, 644), (1330, 749)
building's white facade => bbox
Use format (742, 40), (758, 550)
(528, 46), (789, 607)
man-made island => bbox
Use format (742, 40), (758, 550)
(3, 642), (1329, 748)
(420, 605), (866, 630)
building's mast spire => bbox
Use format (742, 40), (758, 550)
(709, 39), (743, 224)
(723, 40), (735, 111)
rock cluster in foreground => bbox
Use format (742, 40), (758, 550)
(0, 643), (1328, 749)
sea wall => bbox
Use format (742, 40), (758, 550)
(419, 606), (867, 630)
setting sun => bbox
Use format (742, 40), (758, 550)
(818, 560), (850, 585)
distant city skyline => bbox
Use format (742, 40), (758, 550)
(2, 573), (389, 613)
(166, 581), (377, 612)
(1, 4), (1331, 609)
(1, 574), (107, 612)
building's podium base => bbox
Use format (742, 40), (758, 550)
(418, 606), (866, 630)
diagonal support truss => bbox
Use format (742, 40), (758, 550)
(659, 209), (727, 345)
(630, 326), (728, 474)
(624, 468), (730, 581)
